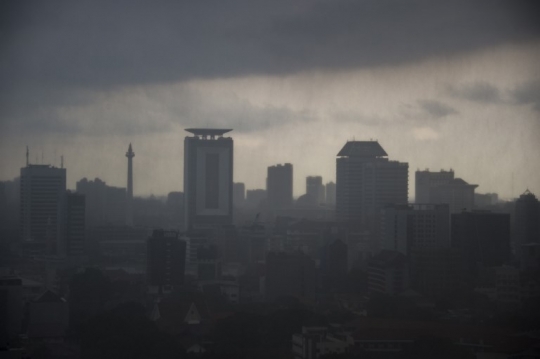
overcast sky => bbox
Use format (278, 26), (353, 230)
(1, 0), (539, 199)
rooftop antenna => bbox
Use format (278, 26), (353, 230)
(26, 146), (29, 166)
(61, 155), (64, 169)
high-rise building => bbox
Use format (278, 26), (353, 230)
(147, 229), (186, 293)
(246, 189), (267, 209)
(415, 169), (477, 213)
(267, 163), (293, 210)
(336, 141), (408, 224)
(306, 176), (325, 205)
(515, 190), (540, 246)
(381, 204), (450, 255)
(20, 164), (66, 243)
(126, 143), (135, 226)
(184, 128), (233, 231)
(325, 182), (336, 206)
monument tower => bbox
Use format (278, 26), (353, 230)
(126, 143), (135, 226)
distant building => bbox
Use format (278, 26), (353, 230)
(321, 239), (348, 289)
(166, 191), (184, 229)
(233, 182), (246, 208)
(415, 169), (454, 204)
(367, 250), (409, 295)
(336, 141), (408, 224)
(515, 190), (540, 247)
(475, 192), (499, 208)
(266, 251), (316, 301)
(20, 164), (66, 243)
(27, 290), (69, 341)
(325, 182), (336, 206)
(381, 204), (450, 255)
(267, 163), (293, 210)
(415, 169), (477, 213)
(451, 211), (511, 280)
(0, 277), (23, 345)
(76, 178), (127, 227)
(184, 128), (233, 231)
(306, 176), (325, 205)
(246, 189), (267, 209)
(147, 229), (186, 294)
(125, 143), (135, 226)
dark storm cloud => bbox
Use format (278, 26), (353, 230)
(447, 82), (502, 103)
(512, 79), (540, 112)
(418, 100), (458, 118)
(1, 0), (539, 91)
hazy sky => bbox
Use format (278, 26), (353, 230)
(1, 0), (539, 199)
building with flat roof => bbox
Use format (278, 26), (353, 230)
(184, 128), (233, 231)
(336, 141), (408, 224)
(267, 163), (293, 210)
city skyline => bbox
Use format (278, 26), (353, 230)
(1, 1), (539, 199)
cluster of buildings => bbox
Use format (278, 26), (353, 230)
(1, 128), (540, 357)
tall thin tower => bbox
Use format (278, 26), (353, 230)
(126, 143), (135, 226)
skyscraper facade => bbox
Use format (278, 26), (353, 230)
(515, 190), (540, 246)
(336, 141), (408, 224)
(20, 164), (66, 243)
(184, 128), (233, 231)
(57, 191), (85, 257)
(267, 163), (293, 210)
(147, 229), (186, 293)
(306, 176), (325, 205)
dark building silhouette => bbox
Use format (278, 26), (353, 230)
(197, 244), (221, 281)
(147, 229), (186, 293)
(515, 190), (540, 246)
(451, 211), (511, 280)
(76, 178), (126, 227)
(266, 251), (316, 301)
(381, 204), (450, 255)
(20, 164), (66, 244)
(306, 176), (325, 205)
(184, 128), (233, 231)
(166, 191), (184, 229)
(246, 189), (267, 209)
(336, 141), (408, 224)
(325, 181), (336, 206)
(367, 250), (409, 295)
(267, 163), (293, 210)
(415, 169), (477, 213)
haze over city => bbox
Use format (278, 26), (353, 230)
(1, 0), (539, 199)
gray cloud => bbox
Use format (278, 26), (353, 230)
(447, 81), (502, 103)
(1, 0), (538, 93)
(512, 79), (540, 112)
(418, 100), (458, 118)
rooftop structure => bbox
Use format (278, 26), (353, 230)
(337, 141), (387, 157)
(185, 128), (232, 139)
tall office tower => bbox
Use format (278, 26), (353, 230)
(336, 141), (408, 224)
(451, 211), (511, 279)
(415, 169), (477, 213)
(306, 176), (325, 205)
(267, 163), (293, 210)
(184, 129), (233, 231)
(57, 191), (85, 257)
(147, 229), (186, 293)
(325, 182), (336, 206)
(415, 169), (455, 203)
(233, 182), (246, 208)
(245, 189), (267, 209)
(515, 190), (540, 246)
(126, 144), (135, 226)
(381, 203), (450, 255)
(20, 164), (66, 243)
